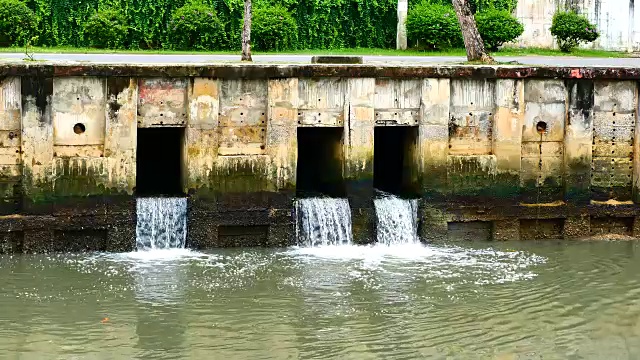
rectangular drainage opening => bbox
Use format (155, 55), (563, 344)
(136, 128), (185, 196)
(53, 230), (107, 253)
(447, 221), (492, 241)
(218, 225), (269, 247)
(374, 126), (418, 196)
(296, 127), (345, 197)
(520, 219), (564, 240)
(590, 216), (634, 236)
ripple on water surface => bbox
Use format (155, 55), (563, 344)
(6, 241), (640, 359)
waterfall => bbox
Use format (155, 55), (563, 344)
(374, 193), (419, 245)
(136, 197), (188, 250)
(296, 198), (353, 247)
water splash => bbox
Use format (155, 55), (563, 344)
(296, 197), (353, 247)
(374, 193), (419, 245)
(136, 197), (188, 251)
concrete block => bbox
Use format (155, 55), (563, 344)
(521, 156), (563, 187)
(218, 79), (268, 156)
(188, 77), (219, 129)
(298, 78), (345, 110)
(185, 128), (217, 190)
(524, 79), (566, 104)
(311, 56), (363, 64)
(218, 126), (266, 156)
(138, 78), (187, 127)
(593, 112), (636, 128)
(493, 79), (524, 176)
(268, 78), (298, 126)
(0, 77), (21, 131)
(594, 80), (637, 112)
(522, 142), (564, 157)
(522, 102), (566, 142)
(219, 79), (268, 125)
(592, 157), (633, 187)
(449, 111), (493, 155)
(52, 77), (106, 146)
(420, 78), (449, 126)
(450, 79), (496, 111)
(344, 78), (375, 181)
(374, 109), (419, 126)
(298, 109), (344, 126)
(105, 78), (137, 155)
(265, 125), (297, 191)
(374, 79), (421, 109)
(53, 145), (104, 158)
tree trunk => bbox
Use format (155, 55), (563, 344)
(241, 0), (252, 61)
(451, 0), (494, 63)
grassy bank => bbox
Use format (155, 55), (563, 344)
(0, 46), (630, 58)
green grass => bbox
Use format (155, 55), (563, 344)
(0, 45), (630, 58)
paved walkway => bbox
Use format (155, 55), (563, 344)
(1, 53), (639, 66)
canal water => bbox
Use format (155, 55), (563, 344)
(2, 240), (640, 358)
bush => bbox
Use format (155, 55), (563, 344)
(0, 0), (37, 47)
(83, 9), (129, 49)
(550, 11), (599, 52)
(165, 2), (227, 51)
(252, 6), (298, 51)
(475, 9), (523, 50)
(406, 2), (463, 50)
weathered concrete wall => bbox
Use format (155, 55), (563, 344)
(514, 0), (640, 51)
(4, 63), (640, 252)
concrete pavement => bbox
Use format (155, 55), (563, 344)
(1, 53), (640, 66)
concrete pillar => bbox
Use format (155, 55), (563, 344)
(592, 81), (636, 202)
(345, 78), (375, 243)
(493, 79), (524, 199)
(0, 77), (22, 215)
(185, 77), (220, 249)
(21, 76), (54, 214)
(419, 78), (449, 200)
(266, 78), (298, 245)
(104, 77), (138, 251)
(397, 0), (408, 50)
(565, 80), (594, 205)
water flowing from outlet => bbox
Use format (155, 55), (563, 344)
(296, 198), (353, 247)
(136, 197), (188, 251)
(374, 193), (419, 245)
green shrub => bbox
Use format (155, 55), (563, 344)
(165, 2), (227, 51)
(252, 6), (298, 51)
(475, 9), (523, 50)
(0, 0), (37, 47)
(83, 9), (129, 49)
(406, 2), (463, 50)
(471, 0), (518, 13)
(550, 11), (599, 52)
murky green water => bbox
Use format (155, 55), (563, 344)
(2, 241), (640, 359)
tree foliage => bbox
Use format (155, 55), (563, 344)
(19, 0), (396, 50)
(0, 0), (37, 47)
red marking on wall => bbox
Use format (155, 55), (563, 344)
(570, 69), (583, 78)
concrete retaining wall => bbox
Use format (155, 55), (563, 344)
(2, 63), (640, 252)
